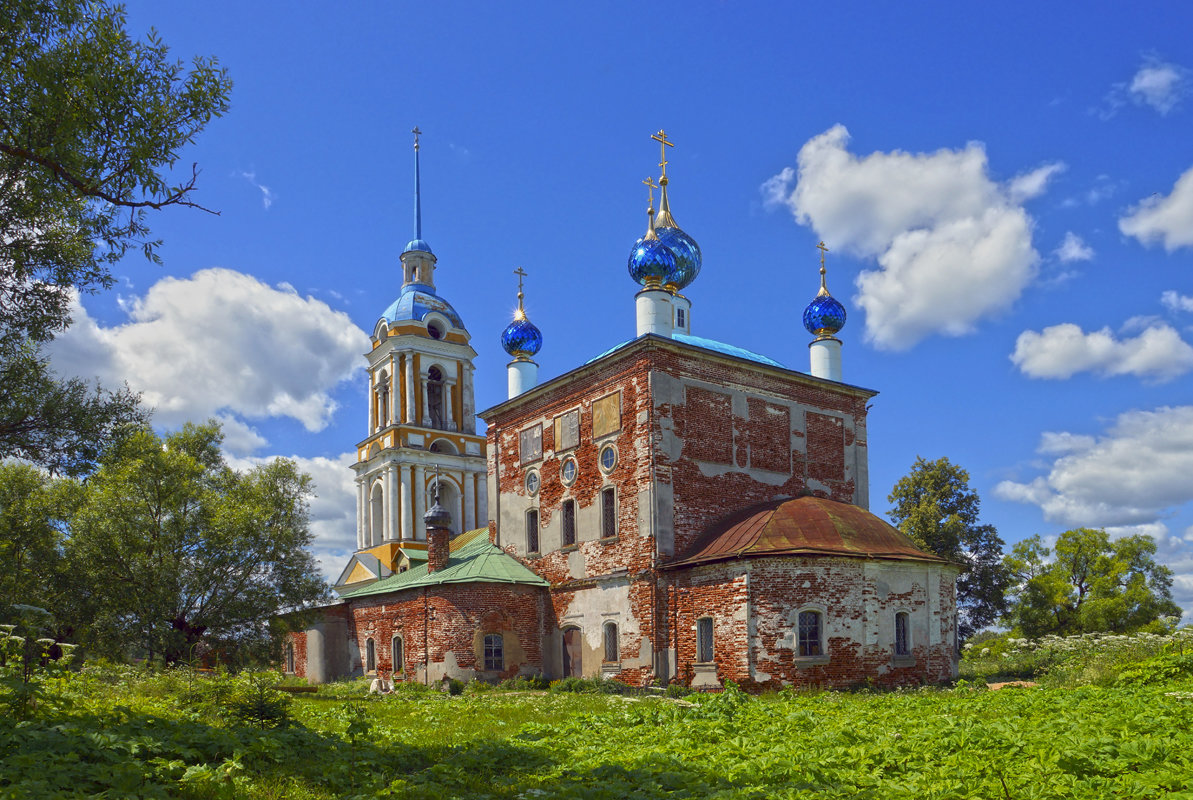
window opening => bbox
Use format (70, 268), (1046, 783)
(696, 617), (714, 663)
(526, 509), (540, 553)
(601, 488), (616, 539)
(798, 611), (822, 657)
(365, 638), (376, 672)
(392, 636), (404, 673)
(427, 366), (445, 427)
(603, 622), (619, 663)
(427, 321), (443, 340)
(895, 612), (910, 657)
(286, 642), (295, 673)
(484, 633), (504, 671)
(562, 499), (576, 546)
(676, 307), (686, 329)
(561, 457), (578, 485)
(599, 444), (617, 473)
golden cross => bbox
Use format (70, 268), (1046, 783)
(513, 266), (527, 312)
(652, 129), (674, 177)
(817, 241), (829, 270)
(642, 176), (658, 208)
(412, 126), (422, 151)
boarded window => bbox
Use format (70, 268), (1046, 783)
(806, 413), (845, 483)
(696, 617), (714, 663)
(526, 509), (539, 553)
(684, 387), (733, 464)
(392, 636), (404, 673)
(798, 611), (822, 657)
(604, 622), (619, 662)
(365, 638), (376, 672)
(554, 409), (581, 451)
(484, 634), (503, 671)
(593, 392), (621, 439)
(562, 500), (576, 547)
(895, 612), (910, 657)
(601, 488), (616, 539)
(519, 424), (542, 464)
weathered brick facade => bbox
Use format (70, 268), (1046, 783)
(288, 334), (959, 690)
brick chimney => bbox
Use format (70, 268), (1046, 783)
(424, 478), (452, 574)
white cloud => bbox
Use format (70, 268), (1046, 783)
(1008, 162), (1066, 203)
(1119, 165), (1193, 251)
(1054, 232), (1094, 263)
(1011, 322), (1193, 382)
(1129, 58), (1189, 115)
(1163, 290), (1193, 313)
(228, 451), (358, 583)
(238, 170), (275, 209)
(49, 268), (369, 433)
(995, 405), (1193, 527)
(765, 125), (1041, 350)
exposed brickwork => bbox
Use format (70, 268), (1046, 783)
(426, 528), (449, 573)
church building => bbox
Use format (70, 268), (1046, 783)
(284, 131), (960, 690)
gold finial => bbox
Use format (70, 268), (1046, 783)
(412, 126), (422, 151)
(816, 241), (831, 296)
(652, 129), (674, 183)
(513, 266), (527, 318)
(642, 176), (659, 240)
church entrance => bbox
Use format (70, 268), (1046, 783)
(562, 628), (582, 678)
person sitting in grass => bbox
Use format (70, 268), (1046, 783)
(369, 670), (393, 695)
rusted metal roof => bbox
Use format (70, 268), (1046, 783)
(666, 495), (950, 568)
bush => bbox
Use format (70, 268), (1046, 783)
(498, 674), (550, 691)
(1116, 653), (1193, 687)
(548, 676), (635, 695)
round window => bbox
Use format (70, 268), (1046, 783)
(561, 457), (578, 486)
(599, 445), (617, 473)
(427, 321), (443, 340)
(525, 469), (540, 496)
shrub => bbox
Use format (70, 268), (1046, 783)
(548, 676), (635, 695)
(499, 674), (550, 691)
(1116, 653), (1193, 687)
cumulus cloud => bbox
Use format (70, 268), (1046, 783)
(1120, 165), (1193, 251)
(764, 126), (1044, 349)
(1011, 322), (1193, 382)
(49, 268), (370, 434)
(1162, 290), (1193, 313)
(1054, 232), (1094, 263)
(1128, 58), (1189, 115)
(239, 170), (275, 209)
(995, 406), (1193, 528)
(228, 451), (358, 582)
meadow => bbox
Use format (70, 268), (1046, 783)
(2, 629), (1193, 799)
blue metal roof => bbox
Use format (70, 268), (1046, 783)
(587, 333), (785, 368)
(380, 285), (465, 329)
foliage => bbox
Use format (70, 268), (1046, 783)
(548, 675), (637, 695)
(1004, 527), (1182, 637)
(5, 662), (1193, 799)
(0, 463), (73, 618)
(888, 456), (1010, 638)
(498, 673), (550, 691)
(1116, 653), (1193, 686)
(63, 421), (331, 664)
(0, 605), (77, 719)
(0, 0), (229, 474)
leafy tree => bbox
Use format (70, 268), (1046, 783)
(65, 422), (330, 664)
(0, 464), (73, 617)
(888, 456), (1010, 639)
(0, 0), (231, 470)
(1004, 527), (1182, 637)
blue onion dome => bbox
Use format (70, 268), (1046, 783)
(628, 233), (676, 287)
(657, 225), (701, 291)
(502, 311), (542, 360)
(403, 238), (432, 254)
(803, 291), (846, 336)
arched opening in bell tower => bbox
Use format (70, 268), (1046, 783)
(369, 483), (384, 546)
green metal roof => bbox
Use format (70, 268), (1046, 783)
(340, 531), (548, 599)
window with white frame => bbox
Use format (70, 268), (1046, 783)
(484, 633), (504, 671)
(562, 499), (576, 547)
(797, 610), (823, 657)
(603, 621), (619, 663)
(526, 508), (540, 553)
(601, 487), (616, 539)
(895, 612), (910, 657)
(696, 617), (714, 663)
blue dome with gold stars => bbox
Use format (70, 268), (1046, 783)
(628, 235), (676, 287)
(803, 293), (846, 336)
(502, 313), (542, 360)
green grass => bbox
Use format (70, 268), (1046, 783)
(2, 668), (1193, 798)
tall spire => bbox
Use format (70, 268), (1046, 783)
(413, 126), (423, 242)
(652, 129), (678, 229)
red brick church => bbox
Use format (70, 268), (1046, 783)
(284, 132), (959, 690)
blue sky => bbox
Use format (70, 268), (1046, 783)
(50, 2), (1193, 621)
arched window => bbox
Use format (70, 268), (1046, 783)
(562, 499), (576, 547)
(798, 610), (823, 657)
(603, 622), (619, 663)
(696, 617), (714, 663)
(427, 366), (445, 427)
(895, 612), (910, 657)
(369, 483), (384, 546)
(392, 635), (404, 674)
(365, 638), (376, 673)
(601, 488), (616, 539)
(285, 642), (295, 673)
(484, 633), (504, 671)
(526, 509), (540, 553)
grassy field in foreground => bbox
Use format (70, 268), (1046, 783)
(2, 668), (1193, 800)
